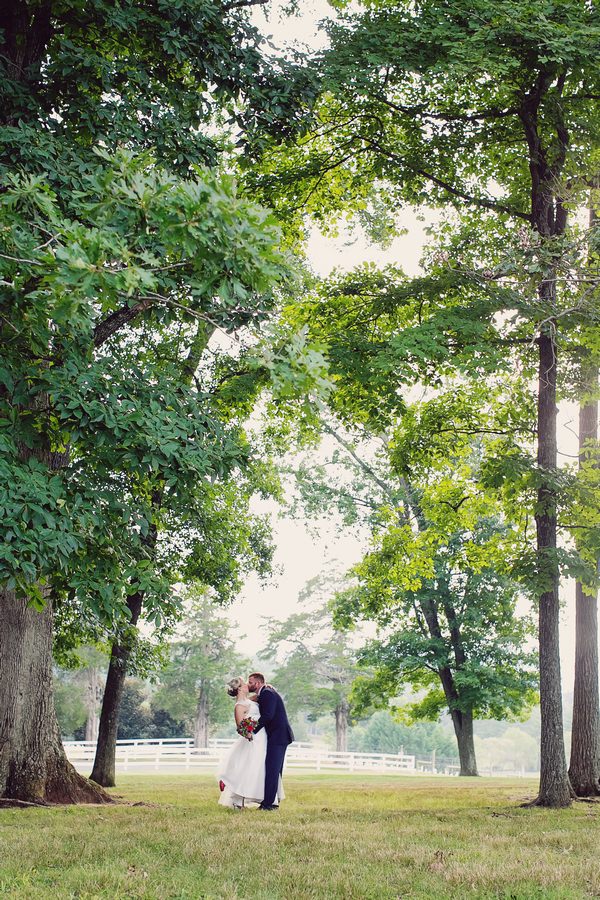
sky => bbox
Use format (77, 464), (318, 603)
(224, 0), (582, 694)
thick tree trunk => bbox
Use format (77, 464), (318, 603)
(335, 698), (349, 753)
(0, 588), (111, 804)
(0, 1), (52, 108)
(450, 709), (478, 776)
(534, 330), (572, 807)
(569, 361), (600, 796)
(194, 685), (209, 749)
(90, 592), (143, 787)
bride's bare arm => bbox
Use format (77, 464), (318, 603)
(234, 702), (249, 727)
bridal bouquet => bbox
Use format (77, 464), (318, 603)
(237, 717), (256, 741)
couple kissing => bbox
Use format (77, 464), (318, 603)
(218, 672), (294, 811)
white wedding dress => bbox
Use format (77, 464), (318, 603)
(217, 699), (285, 808)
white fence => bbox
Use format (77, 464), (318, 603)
(64, 738), (417, 774)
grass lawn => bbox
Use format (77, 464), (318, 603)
(0, 773), (599, 899)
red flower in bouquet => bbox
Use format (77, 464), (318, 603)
(237, 717), (256, 741)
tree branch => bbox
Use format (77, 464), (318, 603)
(374, 94), (519, 123)
(364, 138), (531, 221)
(321, 421), (403, 510)
(223, 0), (268, 9)
(93, 298), (154, 348)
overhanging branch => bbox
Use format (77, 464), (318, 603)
(93, 298), (154, 348)
(364, 138), (531, 221)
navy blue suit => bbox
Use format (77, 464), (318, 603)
(254, 686), (294, 807)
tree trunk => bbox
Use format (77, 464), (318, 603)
(335, 698), (349, 753)
(419, 587), (479, 777)
(450, 709), (478, 776)
(534, 329), (572, 807)
(569, 360), (600, 796)
(440, 585), (478, 776)
(517, 70), (572, 807)
(85, 667), (100, 743)
(90, 591), (143, 787)
(194, 684), (210, 749)
(0, 588), (111, 804)
(0, 1), (52, 112)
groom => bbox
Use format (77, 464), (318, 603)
(248, 672), (294, 811)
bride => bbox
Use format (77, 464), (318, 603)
(217, 676), (284, 809)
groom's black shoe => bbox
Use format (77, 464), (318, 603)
(258, 804), (278, 811)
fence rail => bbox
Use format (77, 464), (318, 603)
(63, 738), (417, 774)
(63, 740), (538, 776)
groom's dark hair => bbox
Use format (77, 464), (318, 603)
(249, 672), (265, 684)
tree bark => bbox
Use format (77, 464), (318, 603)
(90, 591), (143, 787)
(568, 359), (600, 796)
(517, 69), (572, 807)
(0, 588), (111, 804)
(440, 591), (478, 776)
(450, 709), (478, 777)
(335, 698), (349, 752)
(534, 329), (572, 807)
(0, 1), (52, 103)
(194, 684), (210, 749)
(418, 584), (480, 776)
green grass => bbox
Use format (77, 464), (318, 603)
(1, 773), (599, 899)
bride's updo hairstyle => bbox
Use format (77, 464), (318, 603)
(226, 676), (244, 698)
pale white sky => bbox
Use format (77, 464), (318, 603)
(227, 0), (581, 694)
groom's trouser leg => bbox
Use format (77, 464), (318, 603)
(264, 743), (287, 807)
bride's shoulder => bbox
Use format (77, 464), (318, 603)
(235, 699), (250, 708)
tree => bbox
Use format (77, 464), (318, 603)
(568, 213), (600, 796)
(152, 586), (249, 747)
(475, 727), (540, 775)
(330, 447), (538, 775)
(114, 681), (155, 742)
(265, 578), (368, 752)
(76, 679), (187, 741)
(0, 0), (317, 804)
(254, 0), (600, 806)
(350, 712), (457, 761)
(88, 442), (278, 786)
(70, 647), (108, 743)
(145, 706), (187, 740)
(53, 670), (88, 740)
(52, 644), (108, 741)
(0, 151), (286, 804)
(291, 409), (538, 774)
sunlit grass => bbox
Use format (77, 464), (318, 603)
(0, 774), (599, 898)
